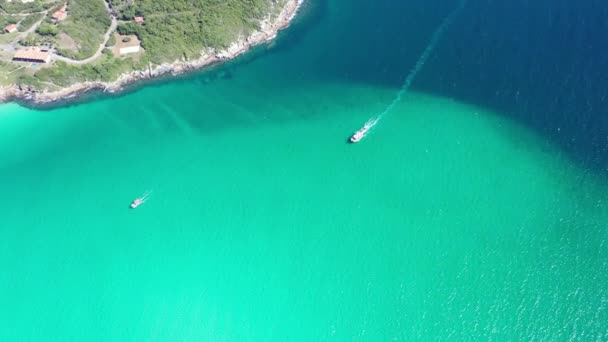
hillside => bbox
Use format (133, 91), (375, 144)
(111, 0), (286, 63)
(0, 0), (294, 99)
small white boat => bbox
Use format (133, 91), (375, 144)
(130, 198), (143, 209)
(349, 118), (378, 143)
(350, 127), (368, 143)
(130, 191), (151, 209)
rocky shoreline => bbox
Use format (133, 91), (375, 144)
(0, 0), (303, 105)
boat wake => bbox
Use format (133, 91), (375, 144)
(130, 190), (152, 209)
(350, 0), (467, 142)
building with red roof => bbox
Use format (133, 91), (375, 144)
(4, 24), (17, 33)
(52, 5), (67, 21)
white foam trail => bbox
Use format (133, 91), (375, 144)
(365, 117), (380, 131)
(141, 190), (152, 202)
(373, 0), (468, 122)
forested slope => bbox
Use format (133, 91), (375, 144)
(112, 0), (286, 63)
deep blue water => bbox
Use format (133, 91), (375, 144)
(285, 0), (608, 172)
(423, 0), (608, 172)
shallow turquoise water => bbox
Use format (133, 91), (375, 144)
(1, 0), (607, 340)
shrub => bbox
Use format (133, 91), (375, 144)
(17, 13), (44, 32)
(37, 23), (59, 36)
(117, 22), (138, 36)
(105, 34), (116, 47)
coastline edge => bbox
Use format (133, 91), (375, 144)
(0, 0), (304, 105)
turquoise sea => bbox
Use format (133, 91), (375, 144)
(1, 0), (607, 340)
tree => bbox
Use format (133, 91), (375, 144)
(37, 23), (59, 36)
(117, 22), (138, 36)
(19, 34), (40, 46)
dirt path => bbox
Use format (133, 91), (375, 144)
(10, 10), (48, 45)
(52, 17), (116, 65)
(52, 0), (117, 65)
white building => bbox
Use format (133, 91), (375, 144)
(116, 35), (141, 55)
(119, 45), (140, 55)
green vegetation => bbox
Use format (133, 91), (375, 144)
(36, 23), (58, 36)
(110, 0), (285, 63)
(19, 32), (54, 46)
(1, 0), (290, 91)
(17, 12), (44, 32)
(0, 60), (45, 89)
(0, 61), (24, 86)
(14, 73), (43, 88)
(0, 15), (18, 29)
(0, 0), (46, 14)
(116, 21), (136, 35)
(44, 2), (64, 17)
(18, 34), (38, 46)
(105, 33), (115, 47)
(57, 0), (111, 60)
(34, 55), (146, 86)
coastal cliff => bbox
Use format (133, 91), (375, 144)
(0, 0), (302, 105)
